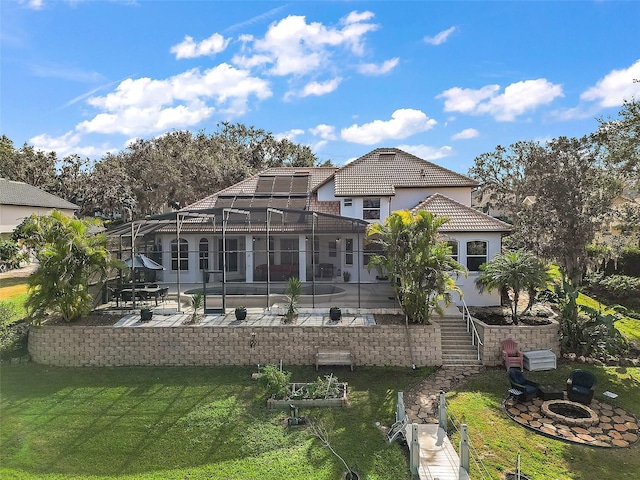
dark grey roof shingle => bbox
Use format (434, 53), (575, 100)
(0, 178), (79, 210)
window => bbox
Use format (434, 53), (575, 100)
(363, 242), (383, 266)
(218, 238), (238, 272)
(199, 238), (209, 270)
(280, 238), (299, 265)
(445, 240), (458, 262)
(345, 238), (353, 265)
(466, 241), (487, 271)
(363, 198), (381, 220)
(171, 239), (188, 271)
(328, 240), (337, 258)
(344, 198), (352, 207)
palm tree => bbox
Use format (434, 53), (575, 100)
(367, 210), (465, 324)
(475, 249), (554, 324)
(19, 211), (114, 324)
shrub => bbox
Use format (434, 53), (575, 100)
(258, 364), (291, 398)
(583, 272), (640, 309)
(0, 302), (29, 360)
(619, 247), (640, 277)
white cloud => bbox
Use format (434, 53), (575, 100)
(341, 109), (437, 145)
(437, 79), (563, 121)
(78, 64), (271, 135)
(396, 144), (454, 161)
(451, 128), (479, 140)
(275, 129), (305, 141)
(424, 26), (457, 46)
(237, 11), (378, 77)
(357, 57), (399, 76)
(300, 77), (342, 97)
(580, 59), (640, 108)
(29, 130), (116, 158)
(310, 124), (337, 140)
(170, 33), (230, 59)
(19, 0), (44, 10)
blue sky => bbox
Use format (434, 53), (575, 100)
(2, 1), (640, 174)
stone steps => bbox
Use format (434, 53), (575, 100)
(434, 316), (481, 366)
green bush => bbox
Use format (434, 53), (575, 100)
(0, 302), (29, 360)
(0, 239), (27, 271)
(258, 364), (291, 398)
(618, 246), (640, 277)
(583, 272), (640, 309)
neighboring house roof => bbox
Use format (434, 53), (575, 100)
(186, 167), (338, 211)
(0, 178), (79, 210)
(331, 148), (478, 197)
(411, 193), (512, 232)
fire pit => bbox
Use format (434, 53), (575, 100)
(541, 399), (599, 427)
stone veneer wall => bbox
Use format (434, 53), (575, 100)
(29, 325), (442, 368)
(474, 318), (561, 367)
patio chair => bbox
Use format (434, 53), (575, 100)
(120, 290), (133, 306)
(508, 369), (538, 401)
(502, 338), (524, 371)
(108, 288), (121, 308)
(566, 369), (596, 405)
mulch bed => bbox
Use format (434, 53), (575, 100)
(44, 314), (121, 326)
(374, 314), (406, 325)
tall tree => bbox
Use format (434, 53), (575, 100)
(366, 210), (465, 324)
(0, 135), (57, 190)
(18, 212), (115, 323)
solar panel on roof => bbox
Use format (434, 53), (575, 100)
(273, 176), (292, 193)
(291, 175), (309, 194)
(289, 198), (307, 210)
(233, 198), (253, 208)
(255, 176), (275, 193)
(215, 197), (235, 208)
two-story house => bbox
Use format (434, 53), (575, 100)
(113, 148), (511, 306)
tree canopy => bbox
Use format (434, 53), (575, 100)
(0, 123), (326, 221)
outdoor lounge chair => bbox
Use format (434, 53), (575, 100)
(508, 369), (538, 401)
(566, 369), (596, 404)
(502, 338), (524, 371)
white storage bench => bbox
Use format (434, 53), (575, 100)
(523, 349), (557, 371)
(315, 349), (354, 370)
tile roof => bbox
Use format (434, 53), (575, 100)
(333, 148), (478, 197)
(411, 193), (512, 232)
(0, 178), (79, 210)
(185, 167), (337, 210)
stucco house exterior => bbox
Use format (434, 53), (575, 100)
(110, 148), (511, 307)
(0, 178), (79, 240)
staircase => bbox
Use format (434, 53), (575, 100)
(433, 315), (482, 366)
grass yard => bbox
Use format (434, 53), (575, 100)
(447, 364), (640, 480)
(0, 277), (28, 324)
(0, 364), (430, 480)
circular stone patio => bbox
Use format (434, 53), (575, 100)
(504, 395), (639, 448)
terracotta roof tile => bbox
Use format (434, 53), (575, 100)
(334, 148), (478, 197)
(411, 193), (512, 232)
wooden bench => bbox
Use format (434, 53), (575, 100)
(315, 349), (354, 371)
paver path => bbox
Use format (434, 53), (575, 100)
(405, 366), (485, 424)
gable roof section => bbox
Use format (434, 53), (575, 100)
(0, 178), (79, 210)
(332, 148), (478, 197)
(411, 193), (512, 232)
(185, 167), (338, 211)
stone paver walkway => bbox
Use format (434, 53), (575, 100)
(405, 366), (485, 424)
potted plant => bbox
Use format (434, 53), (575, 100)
(283, 277), (302, 324)
(329, 307), (342, 321)
(343, 271), (351, 282)
(140, 308), (153, 321)
(235, 305), (247, 321)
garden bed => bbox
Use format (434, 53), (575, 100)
(266, 381), (349, 409)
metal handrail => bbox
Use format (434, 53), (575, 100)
(461, 297), (483, 361)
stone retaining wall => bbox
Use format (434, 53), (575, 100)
(475, 318), (560, 367)
(29, 325), (442, 368)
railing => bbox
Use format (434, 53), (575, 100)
(461, 297), (483, 361)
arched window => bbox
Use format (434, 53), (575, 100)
(466, 241), (487, 271)
(171, 239), (189, 271)
(199, 238), (209, 270)
(445, 240), (458, 262)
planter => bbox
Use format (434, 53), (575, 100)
(140, 309), (153, 321)
(329, 307), (342, 321)
(235, 307), (247, 321)
(267, 382), (349, 409)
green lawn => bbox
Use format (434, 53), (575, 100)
(0, 364), (430, 480)
(0, 277), (29, 324)
(447, 364), (640, 480)
(577, 292), (640, 346)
